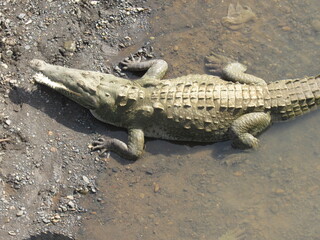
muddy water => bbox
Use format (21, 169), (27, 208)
(79, 1), (320, 239)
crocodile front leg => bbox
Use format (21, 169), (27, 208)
(91, 128), (144, 160)
(122, 58), (168, 86)
(230, 112), (271, 148)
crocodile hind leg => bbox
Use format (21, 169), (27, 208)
(205, 52), (266, 85)
(222, 62), (266, 85)
(91, 128), (144, 160)
(230, 112), (271, 148)
(121, 57), (168, 86)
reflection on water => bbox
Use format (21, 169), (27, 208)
(79, 1), (320, 239)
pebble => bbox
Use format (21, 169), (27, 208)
(42, 218), (51, 224)
(63, 41), (76, 52)
(153, 183), (160, 193)
(17, 13), (26, 20)
(8, 231), (16, 236)
(311, 19), (320, 32)
(60, 205), (68, 212)
(0, 62), (8, 69)
(273, 188), (285, 195)
(145, 170), (153, 175)
(16, 210), (24, 217)
(67, 201), (75, 209)
(5, 119), (11, 125)
(66, 195), (74, 200)
(82, 175), (90, 184)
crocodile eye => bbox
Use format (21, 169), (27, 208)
(105, 93), (110, 97)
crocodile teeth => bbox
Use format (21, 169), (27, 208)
(33, 73), (80, 96)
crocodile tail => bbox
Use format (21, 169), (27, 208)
(267, 75), (320, 121)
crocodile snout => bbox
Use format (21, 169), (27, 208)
(30, 59), (46, 71)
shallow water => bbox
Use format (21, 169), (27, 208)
(79, 1), (320, 239)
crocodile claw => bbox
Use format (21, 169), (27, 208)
(121, 55), (142, 70)
(90, 137), (113, 155)
(205, 52), (235, 74)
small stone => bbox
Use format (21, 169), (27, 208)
(273, 188), (285, 195)
(281, 26), (291, 31)
(63, 41), (76, 52)
(5, 50), (13, 57)
(66, 195), (74, 200)
(153, 183), (160, 193)
(67, 201), (75, 209)
(311, 19), (320, 32)
(8, 231), (16, 236)
(61, 206), (68, 212)
(173, 45), (179, 52)
(50, 147), (57, 153)
(17, 13), (26, 20)
(5, 119), (11, 125)
(82, 176), (90, 184)
(233, 171), (244, 176)
(0, 62), (8, 69)
(16, 210), (24, 217)
(145, 170), (153, 175)
(42, 218), (51, 224)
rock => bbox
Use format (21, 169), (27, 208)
(63, 41), (77, 52)
(42, 218), (51, 224)
(66, 195), (74, 200)
(17, 13), (26, 20)
(153, 183), (160, 193)
(311, 19), (320, 32)
(4, 119), (11, 126)
(145, 170), (153, 175)
(16, 210), (24, 217)
(82, 175), (90, 184)
(67, 201), (75, 209)
(8, 231), (16, 236)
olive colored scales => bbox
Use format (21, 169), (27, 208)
(30, 58), (320, 160)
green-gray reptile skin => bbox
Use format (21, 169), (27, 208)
(29, 58), (320, 160)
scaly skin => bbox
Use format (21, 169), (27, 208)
(29, 57), (320, 160)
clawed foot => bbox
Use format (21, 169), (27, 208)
(121, 55), (142, 70)
(90, 137), (113, 155)
(205, 52), (235, 74)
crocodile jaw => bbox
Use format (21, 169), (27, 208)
(31, 59), (99, 110)
(33, 73), (79, 95)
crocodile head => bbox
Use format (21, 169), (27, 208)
(30, 59), (120, 110)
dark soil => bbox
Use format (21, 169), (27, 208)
(0, 0), (152, 239)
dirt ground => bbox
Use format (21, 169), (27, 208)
(0, 0), (153, 239)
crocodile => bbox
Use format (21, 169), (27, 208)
(29, 57), (320, 160)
